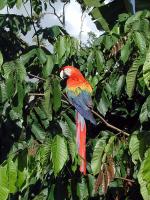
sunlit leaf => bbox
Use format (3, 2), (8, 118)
(129, 132), (141, 165)
(143, 46), (150, 90)
(91, 136), (107, 175)
(126, 56), (145, 98)
(140, 96), (150, 124)
(77, 177), (88, 200)
(42, 55), (54, 78)
(52, 78), (61, 112)
(134, 31), (146, 54)
(51, 135), (68, 175)
(120, 39), (131, 64)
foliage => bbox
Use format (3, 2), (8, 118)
(0, 1), (150, 199)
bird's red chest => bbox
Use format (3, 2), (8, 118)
(67, 76), (92, 93)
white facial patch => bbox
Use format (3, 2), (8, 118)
(60, 70), (64, 79)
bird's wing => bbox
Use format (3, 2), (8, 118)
(67, 90), (96, 125)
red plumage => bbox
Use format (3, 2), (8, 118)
(76, 112), (86, 175)
(60, 66), (96, 175)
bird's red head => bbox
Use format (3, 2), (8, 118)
(60, 66), (83, 79)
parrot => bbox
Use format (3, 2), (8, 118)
(60, 66), (96, 175)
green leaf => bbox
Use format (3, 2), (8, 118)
(7, 158), (17, 193)
(0, 51), (3, 67)
(47, 184), (55, 200)
(8, 0), (17, 8)
(91, 8), (110, 32)
(102, 35), (114, 50)
(31, 0), (42, 15)
(0, 0), (7, 9)
(63, 114), (76, 136)
(59, 120), (77, 162)
(17, 150), (28, 189)
(91, 136), (107, 175)
(116, 75), (125, 97)
(2, 61), (15, 79)
(5, 74), (15, 99)
(37, 48), (47, 64)
(38, 139), (52, 167)
(42, 55), (54, 78)
(16, 0), (22, 8)
(52, 78), (61, 112)
(77, 177), (88, 200)
(120, 39), (131, 64)
(16, 60), (26, 82)
(0, 186), (9, 200)
(96, 51), (104, 73)
(142, 149), (150, 182)
(104, 135), (116, 155)
(143, 46), (150, 90)
(42, 79), (52, 121)
(129, 131), (141, 164)
(126, 56), (145, 98)
(0, 82), (8, 103)
(51, 135), (68, 175)
(134, 32), (146, 54)
(140, 96), (150, 124)
(97, 86), (112, 116)
(21, 49), (37, 65)
(138, 149), (150, 200)
(83, 0), (102, 7)
(54, 36), (66, 64)
(31, 123), (46, 141)
(0, 164), (8, 188)
(87, 174), (95, 197)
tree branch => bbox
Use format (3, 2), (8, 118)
(48, 0), (63, 25)
(91, 110), (129, 136)
(115, 176), (135, 183)
(27, 72), (45, 81)
(79, 10), (86, 46)
(62, 0), (69, 27)
(28, 93), (44, 96)
(27, 91), (129, 137)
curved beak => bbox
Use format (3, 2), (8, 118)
(60, 70), (67, 79)
(60, 70), (64, 79)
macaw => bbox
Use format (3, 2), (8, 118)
(60, 66), (96, 175)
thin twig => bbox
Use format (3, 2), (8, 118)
(61, 94), (129, 136)
(27, 72), (45, 81)
(23, 2), (30, 16)
(28, 93), (44, 96)
(79, 10), (86, 46)
(29, 0), (40, 46)
(91, 110), (129, 136)
(61, 99), (69, 105)
(27, 91), (129, 137)
(48, 0), (63, 25)
(115, 176), (135, 183)
(62, 0), (69, 27)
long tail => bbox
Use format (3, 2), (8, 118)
(76, 111), (86, 175)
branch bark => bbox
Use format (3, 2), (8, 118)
(27, 72), (46, 81)
(115, 176), (135, 183)
(27, 92), (130, 137)
(91, 110), (129, 136)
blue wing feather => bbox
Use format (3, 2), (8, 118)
(67, 91), (96, 125)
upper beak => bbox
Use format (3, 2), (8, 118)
(60, 70), (67, 79)
(60, 70), (64, 79)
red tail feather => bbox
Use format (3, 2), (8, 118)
(76, 111), (86, 175)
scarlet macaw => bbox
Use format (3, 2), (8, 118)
(60, 66), (96, 175)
